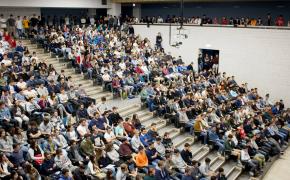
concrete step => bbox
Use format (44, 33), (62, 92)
(226, 166), (243, 180)
(72, 79), (93, 86)
(86, 89), (106, 97)
(91, 91), (112, 99)
(139, 113), (154, 123)
(118, 104), (140, 114)
(157, 125), (181, 139)
(210, 156), (226, 172)
(143, 118), (167, 130)
(91, 93), (113, 102)
(137, 110), (153, 119)
(119, 105), (142, 117)
(86, 87), (103, 94)
(172, 134), (195, 149)
(77, 82), (94, 88)
(192, 146), (211, 161)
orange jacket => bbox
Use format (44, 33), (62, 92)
(135, 152), (148, 167)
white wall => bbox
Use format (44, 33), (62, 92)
(107, 3), (121, 16)
(0, 7), (41, 17)
(133, 24), (290, 106)
(0, 0), (110, 8)
(133, 4), (141, 20)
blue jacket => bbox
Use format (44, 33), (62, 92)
(208, 130), (220, 142)
(146, 148), (158, 163)
(140, 133), (150, 147)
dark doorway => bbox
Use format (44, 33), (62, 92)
(121, 4), (133, 18)
(96, 8), (107, 17)
(198, 49), (219, 73)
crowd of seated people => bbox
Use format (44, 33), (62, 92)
(0, 13), (289, 180)
(137, 14), (289, 27)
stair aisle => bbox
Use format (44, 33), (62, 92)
(22, 40), (113, 103)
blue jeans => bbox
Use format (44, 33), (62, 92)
(87, 68), (93, 79)
(215, 140), (225, 153)
(200, 131), (208, 144)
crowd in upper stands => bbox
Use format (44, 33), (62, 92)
(0, 13), (289, 180)
(137, 14), (289, 27)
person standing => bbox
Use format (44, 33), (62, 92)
(30, 14), (39, 29)
(266, 13), (272, 26)
(16, 16), (23, 39)
(7, 14), (16, 37)
(22, 16), (30, 37)
(156, 32), (162, 49)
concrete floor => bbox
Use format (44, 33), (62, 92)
(106, 96), (141, 109)
(263, 147), (290, 180)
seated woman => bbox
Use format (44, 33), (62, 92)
(27, 140), (44, 171)
(0, 153), (14, 179)
(42, 134), (59, 155)
(65, 125), (79, 142)
(48, 92), (69, 119)
(85, 155), (106, 179)
(123, 117), (136, 137)
(25, 97), (41, 115)
(10, 100), (29, 128)
(105, 143), (121, 165)
(114, 119), (129, 141)
(12, 127), (29, 152)
(58, 88), (75, 115)
(54, 148), (76, 173)
(132, 114), (142, 130)
(0, 129), (13, 157)
(24, 163), (41, 180)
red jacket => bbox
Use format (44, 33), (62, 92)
(119, 142), (133, 156)
(135, 66), (144, 74)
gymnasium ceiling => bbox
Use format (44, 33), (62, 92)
(112, 0), (290, 3)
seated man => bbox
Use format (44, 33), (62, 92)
(193, 115), (208, 145)
(140, 128), (152, 147)
(199, 157), (215, 178)
(119, 139), (133, 161)
(104, 127), (121, 146)
(180, 143), (193, 166)
(41, 152), (60, 176)
(131, 130), (143, 152)
(79, 133), (95, 157)
(146, 123), (159, 142)
(241, 145), (260, 176)
(76, 118), (90, 138)
(224, 134), (241, 164)
(172, 149), (188, 173)
(146, 142), (162, 166)
(155, 160), (171, 180)
(134, 146), (149, 173)
(154, 137), (166, 157)
(208, 126), (225, 156)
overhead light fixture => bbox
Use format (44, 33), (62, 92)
(205, 44), (212, 48)
(133, 3), (136, 7)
